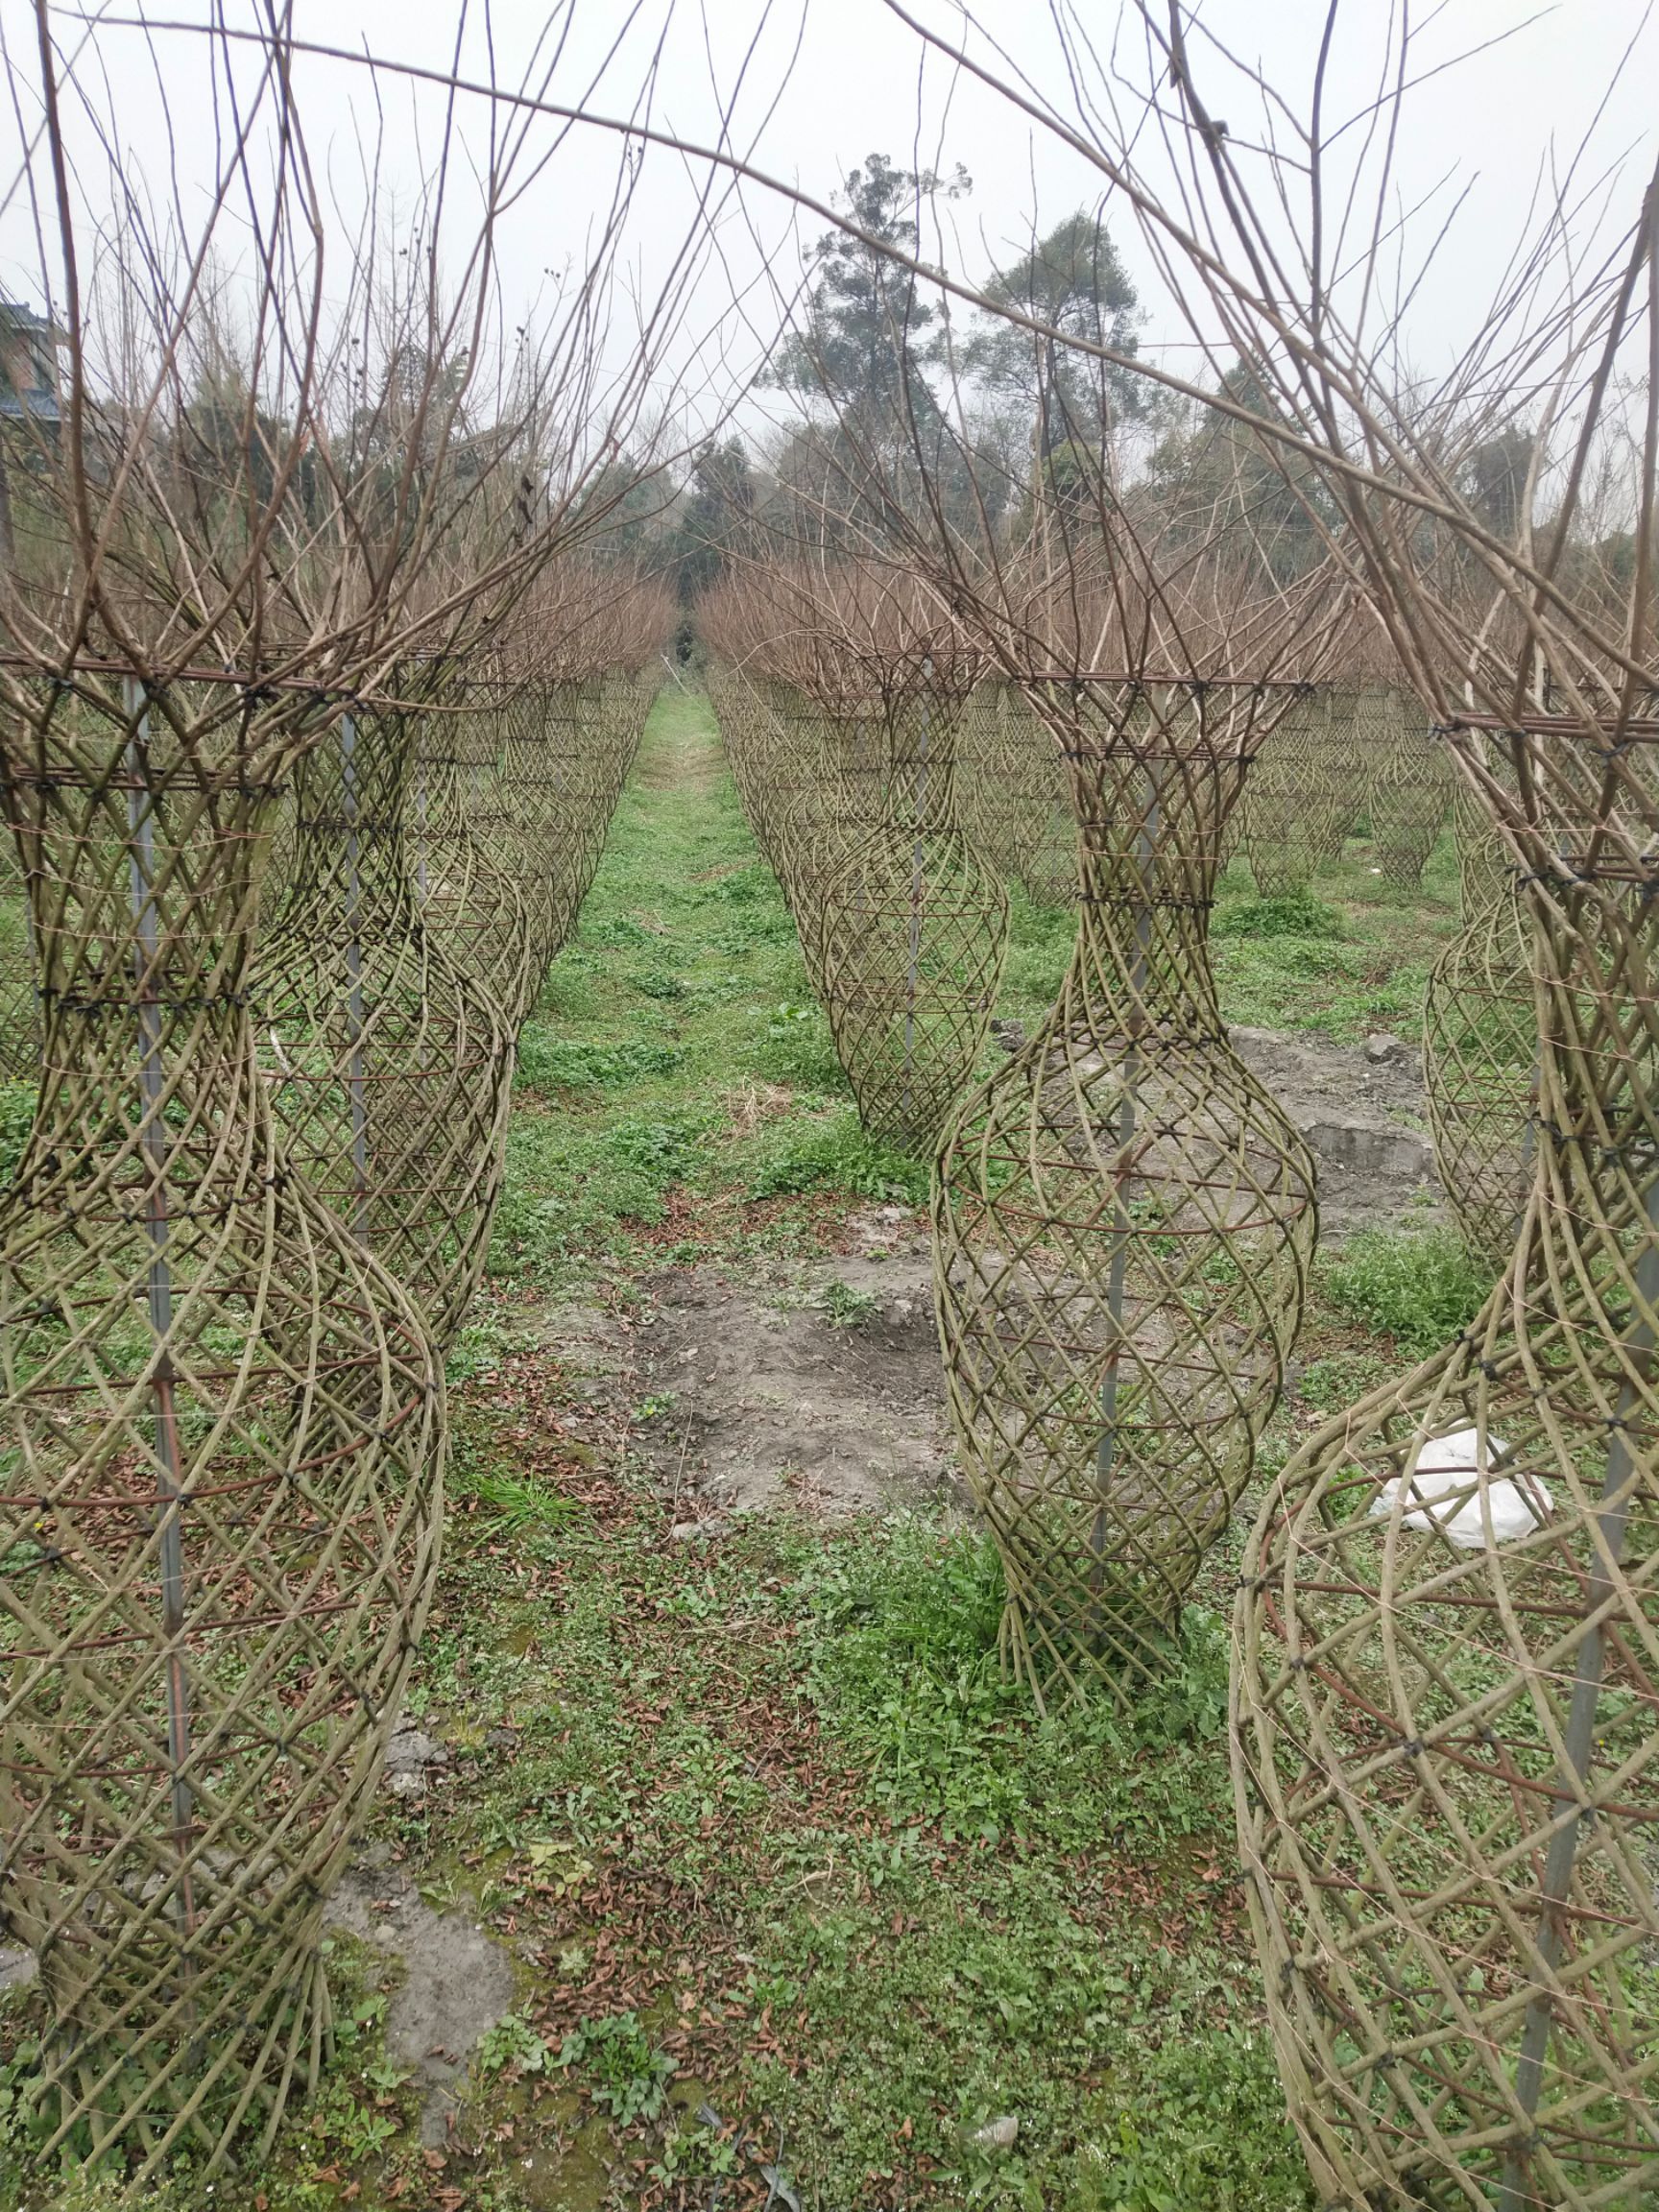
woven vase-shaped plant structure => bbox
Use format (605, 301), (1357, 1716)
(1423, 784), (1538, 1266)
(706, 662), (775, 859)
(957, 681), (1078, 906)
(817, 671), (1009, 1150)
(497, 679), (604, 983)
(253, 705), (513, 1351)
(1234, 705), (1659, 2212)
(1370, 685), (1455, 887)
(0, 673), (444, 2175)
(936, 682), (1317, 1704)
(410, 687), (535, 1030)
(1244, 685), (1329, 896)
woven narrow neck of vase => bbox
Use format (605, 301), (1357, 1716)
(1235, 712), (1659, 2212)
(409, 695), (535, 1029)
(1370, 686), (1455, 887)
(0, 677), (444, 2176)
(815, 680), (1009, 1151)
(1423, 780), (1539, 1266)
(253, 708), (513, 1350)
(934, 683), (1317, 1705)
(823, 698), (889, 816)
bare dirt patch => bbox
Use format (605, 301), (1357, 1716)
(327, 1861), (517, 2147)
(1231, 1022), (1439, 1239)
(630, 1209), (959, 1521)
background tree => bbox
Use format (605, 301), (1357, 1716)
(1460, 427), (1535, 541)
(961, 210), (1142, 477)
(768, 154), (967, 434)
(668, 437), (758, 603)
(1142, 361), (1336, 587)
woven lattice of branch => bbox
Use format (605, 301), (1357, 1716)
(706, 662), (775, 860)
(936, 683), (1317, 1704)
(772, 691), (879, 1001)
(1423, 786), (1538, 1267)
(497, 680), (601, 981)
(1311, 684), (1374, 855)
(596, 668), (657, 798)
(0, 678), (444, 2176)
(409, 691), (535, 1030)
(711, 674), (805, 885)
(957, 682), (1078, 906)
(1370, 686), (1455, 888)
(1244, 686), (1329, 896)
(1235, 711), (1659, 2212)
(0, 825), (39, 1079)
(756, 678), (841, 902)
(252, 706), (513, 1351)
(816, 677), (1009, 1149)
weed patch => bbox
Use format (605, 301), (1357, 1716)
(742, 1104), (927, 1206)
(1322, 1225), (1493, 1355)
(1212, 886), (1343, 939)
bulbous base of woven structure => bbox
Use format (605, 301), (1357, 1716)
(1423, 875), (1536, 1267)
(935, 685), (1317, 1704)
(0, 1153), (442, 2175)
(1235, 1258), (1659, 2211)
(1236, 728), (1659, 2210)
(254, 710), (513, 1350)
(936, 961), (1315, 1704)
(0, 683), (445, 2178)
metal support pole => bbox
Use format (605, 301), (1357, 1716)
(1092, 762), (1159, 1619)
(900, 677), (932, 1127)
(123, 674), (197, 1947)
(1499, 1163), (1659, 2209)
(340, 712), (370, 1242)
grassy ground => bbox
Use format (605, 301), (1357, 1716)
(2, 686), (1488, 2212)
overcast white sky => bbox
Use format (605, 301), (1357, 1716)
(1, 1), (1653, 449)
